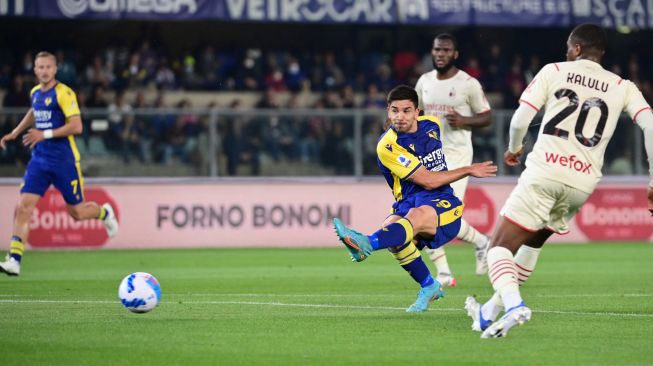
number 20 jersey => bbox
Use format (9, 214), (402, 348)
(519, 60), (652, 194)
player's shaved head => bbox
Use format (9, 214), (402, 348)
(434, 33), (458, 51)
(387, 85), (419, 109)
(569, 24), (607, 56)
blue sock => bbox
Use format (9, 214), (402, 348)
(402, 257), (435, 288)
(369, 218), (413, 250)
(389, 242), (435, 288)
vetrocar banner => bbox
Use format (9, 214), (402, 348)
(1, 0), (652, 28)
(0, 180), (650, 249)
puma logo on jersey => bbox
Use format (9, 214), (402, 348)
(544, 152), (592, 174)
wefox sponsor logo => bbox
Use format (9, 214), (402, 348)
(544, 152), (592, 174)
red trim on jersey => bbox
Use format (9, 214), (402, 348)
(477, 109), (492, 115)
(617, 79), (623, 85)
(633, 107), (652, 122)
(554, 63), (560, 71)
(519, 99), (540, 112)
(503, 214), (538, 232)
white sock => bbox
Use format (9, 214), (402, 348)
(481, 292), (504, 321)
(482, 245), (541, 319)
(427, 247), (451, 275)
(514, 245), (541, 285)
(457, 218), (488, 249)
(487, 246), (522, 310)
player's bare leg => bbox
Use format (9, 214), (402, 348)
(0, 193), (40, 276)
(67, 201), (119, 237)
(480, 217), (535, 338)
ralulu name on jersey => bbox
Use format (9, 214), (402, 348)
(544, 152), (592, 174)
(566, 73), (608, 93)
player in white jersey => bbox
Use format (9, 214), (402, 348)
(415, 33), (493, 285)
(464, 24), (653, 338)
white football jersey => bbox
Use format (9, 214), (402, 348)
(415, 69), (491, 161)
(520, 60), (652, 193)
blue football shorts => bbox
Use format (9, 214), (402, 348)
(391, 191), (463, 250)
(21, 157), (84, 205)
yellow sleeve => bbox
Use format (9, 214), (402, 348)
(30, 85), (40, 96)
(376, 130), (422, 180)
(55, 84), (81, 119)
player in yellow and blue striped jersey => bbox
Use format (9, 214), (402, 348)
(0, 52), (118, 276)
(333, 85), (496, 312)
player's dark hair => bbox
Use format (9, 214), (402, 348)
(434, 33), (458, 51)
(387, 85), (419, 109)
(569, 23), (607, 55)
(35, 51), (57, 63)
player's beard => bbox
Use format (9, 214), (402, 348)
(433, 59), (455, 74)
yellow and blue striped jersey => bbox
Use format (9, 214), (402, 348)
(30, 82), (81, 162)
(376, 116), (455, 201)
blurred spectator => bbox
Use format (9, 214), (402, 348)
(3, 75), (30, 107)
(106, 90), (133, 160)
(463, 56), (483, 80)
(55, 50), (77, 87)
(85, 55), (115, 88)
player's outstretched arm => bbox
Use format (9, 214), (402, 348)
(1, 109), (35, 149)
(506, 103), (538, 163)
(22, 115), (82, 149)
(410, 161), (496, 190)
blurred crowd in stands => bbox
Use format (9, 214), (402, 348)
(1, 41), (651, 176)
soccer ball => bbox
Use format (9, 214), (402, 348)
(118, 272), (161, 313)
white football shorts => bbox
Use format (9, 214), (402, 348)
(500, 174), (591, 234)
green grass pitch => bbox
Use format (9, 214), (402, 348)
(1, 243), (652, 365)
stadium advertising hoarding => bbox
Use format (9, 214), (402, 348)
(2, 0), (652, 29)
(0, 181), (649, 249)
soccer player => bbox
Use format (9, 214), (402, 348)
(0, 51), (119, 276)
(415, 33), (493, 286)
(465, 24), (653, 338)
(333, 85), (497, 312)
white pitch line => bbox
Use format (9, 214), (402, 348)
(0, 299), (651, 318)
(165, 293), (653, 298)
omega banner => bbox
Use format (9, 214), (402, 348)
(1, 0), (652, 29)
(0, 180), (650, 249)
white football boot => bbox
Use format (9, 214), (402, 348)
(102, 203), (119, 238)
(436, 272), (457, 288)
(464, 296), (496, 332)
(481, 303), (532, 338)
(0, 255), (20, 276)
